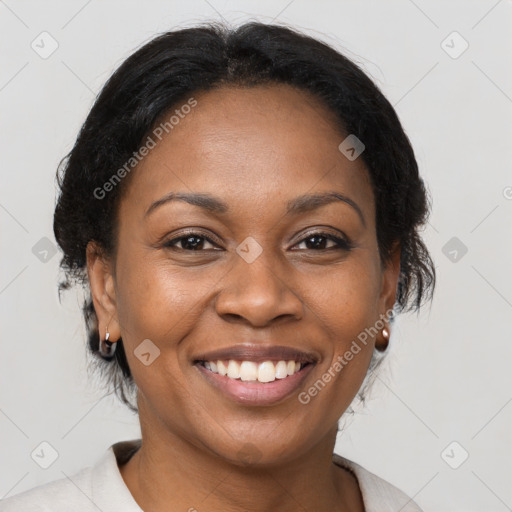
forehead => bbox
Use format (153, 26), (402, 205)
(120, 84), (374, 223)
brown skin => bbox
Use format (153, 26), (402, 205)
(87, 84), (400, 512)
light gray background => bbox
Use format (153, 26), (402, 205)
(1, 1), (511, 511)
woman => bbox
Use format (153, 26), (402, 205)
(1, 21), (435, 511)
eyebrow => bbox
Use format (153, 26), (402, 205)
(286, 191), (366, 227)
(145, 190), (366, 226)
(145, 192), (229, 217)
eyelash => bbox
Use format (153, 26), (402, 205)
(162, 230), (353, 252)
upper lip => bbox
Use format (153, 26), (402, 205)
(193, 344), (318, 364)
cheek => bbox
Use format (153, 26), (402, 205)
(305, 252), (382, 340)
(301, 254), (382, 399)
(115, 256), (208, 345)
(113, 256), (209, 407)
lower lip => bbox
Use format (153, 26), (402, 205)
(195, 363), (315, 406)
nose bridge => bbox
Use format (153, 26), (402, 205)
(215, 238), (303, 325)
(237, 244), (283, 295)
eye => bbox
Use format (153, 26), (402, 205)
(162, 230), (352, 252)
(292, 232), (352, 251)
(163, 232), (221, 251)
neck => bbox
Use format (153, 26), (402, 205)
(119, 403), (363, 512)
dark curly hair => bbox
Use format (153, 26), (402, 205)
(53, 21), (435, 413)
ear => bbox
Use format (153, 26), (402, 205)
(374, 242), (400, 351)
(378, 241), (401, 319)
(86, 241), (121, 342)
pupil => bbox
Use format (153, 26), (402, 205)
(184, 236), (202, 250)
(307, 235), (326, 249)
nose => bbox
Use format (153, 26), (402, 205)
(215, 249), (304, 327)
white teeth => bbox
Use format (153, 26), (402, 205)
(203, 359), (306, 383)
(275, 360), (288, 379)
(258, 361), (276, 382)
(227, 360), (240, 379)
(217, 360), (227, 376)
(240, 361), (258, 381)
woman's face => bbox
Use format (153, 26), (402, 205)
(89, 84), (399, 465)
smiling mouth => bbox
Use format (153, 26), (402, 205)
(194, 358), (316, 406)
(192, 344), (318, 405)
(196, 359), (313, 383)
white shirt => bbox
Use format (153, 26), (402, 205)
(0, 439), (422, 511)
